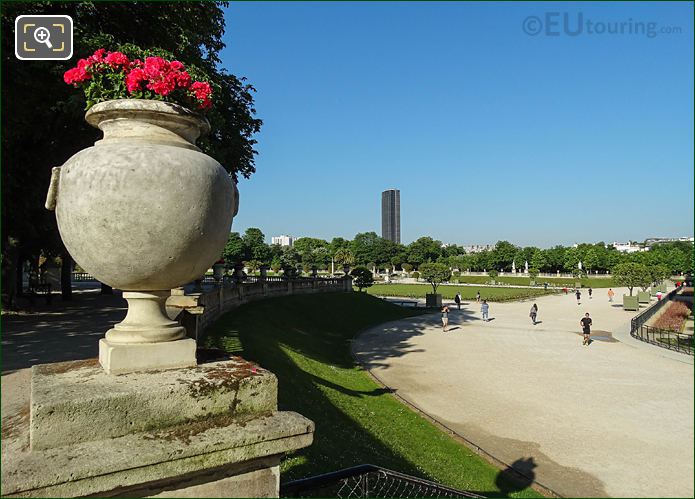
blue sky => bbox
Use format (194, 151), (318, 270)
(219, 2), (693, 247)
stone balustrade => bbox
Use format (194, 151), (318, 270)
(168, 276), (352, 341)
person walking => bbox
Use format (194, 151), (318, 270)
(481, 300), (489, 322)
(607, 288), (615, 302)
(528, 303), (538, 326)
(580, 312), (592, 346)
(476, 291), (481, 303)
(575, 289), (581, 305)
(441, 305), (450, 332)
(588, 287), (593, 299)
(454, 292), (462, 310)
(529, 303), (538, 325)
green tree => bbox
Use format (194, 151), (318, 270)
(544, 246), (567, 272)
(402, 263), (413, 274)
(418, 262), (452, 295)
(529, 268), (540, 281)
(563, 247), (580, 272)
(328, 237), (351, 255)
(334, 248), (355, 271)
(1, 1), (262, 308)
(351, 232), (381, 266)
(407, 237), (443, 267)
(222, 232), (244, 266)
(293, 237), (328, 256)
(649, 264), (670, 285)
(245, 260), (262, 274)
(242, 228), (270, 263)
(583, 249), (599, 274)
(613, 262), (652, 296)
(350, 266), (374, 292)
(279, 247), (300, 277)
(530, 250), (547, 272)
(487, 269), (499, 282)
(491, 241), (518, 272)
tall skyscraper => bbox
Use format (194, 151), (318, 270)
(381, 189), (401, 244)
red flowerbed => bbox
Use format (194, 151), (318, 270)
(653, 301), (693, 332)
(64, 49), (213, 111)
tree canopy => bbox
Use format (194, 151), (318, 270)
(612, 262), (652, 296)
(418, 262), (451, 295)
(350, 266), (374, 292)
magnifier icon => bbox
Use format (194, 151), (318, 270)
(33, 27), (53, 49)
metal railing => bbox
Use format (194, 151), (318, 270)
(71, 272), (97, 281)
(633, 324), (693, 356)
(281, 465), (483, 498)
(630, 286), (680, 332)
(630, 285), (693, 355)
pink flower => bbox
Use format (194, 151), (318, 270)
(143, 56), (169, 79)
(175, 70), (191, 89)
(147, 74), (177, 96)
(170, 60), (184, 71)
(63, 58), (91, 85)
(190, 81), (213, 109)
(190, 81), (212, 99)
(125, 67), (146, 93)
(104, 51), (129, 68)
(86, 48), (106, 65)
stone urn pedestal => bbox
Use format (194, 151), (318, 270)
(1, 357), (314, 497)
(9, 99), (317, 499)
(46, 99), (238, 374)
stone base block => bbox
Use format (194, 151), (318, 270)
(30, 357), (277, 450)
(3, 358), (314, 498)
(3, 411), (312, 497)
(99, 337), (196, 374)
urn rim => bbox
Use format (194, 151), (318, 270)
(85, 98), (211, 137)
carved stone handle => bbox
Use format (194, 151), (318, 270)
(232, 182), (240, 217)
(45, 167), (61, 211)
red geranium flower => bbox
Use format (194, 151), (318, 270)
(104, 51), (129, 68)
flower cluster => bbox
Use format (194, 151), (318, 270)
(64, 49), (213, 111)
(654, 301), (692, 332)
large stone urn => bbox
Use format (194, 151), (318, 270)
(46, 99), (238, 373)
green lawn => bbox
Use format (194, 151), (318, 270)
(450, 276), (617, 288)
(366, 284), (555, 302)
(203, 292), (541, 497)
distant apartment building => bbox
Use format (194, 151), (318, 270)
(645, 236), (694, 245)
(610, 242), (647, 253)
(271, 235), (295, 247)
(462, 244), (494, 253)
(381, 189), (401, 244)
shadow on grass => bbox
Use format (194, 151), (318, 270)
(203, 292), (538, 497)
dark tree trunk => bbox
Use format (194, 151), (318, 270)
(100, 282), (113, 294)
(2, 243), (21, 309)
(61, 251), (73, 301)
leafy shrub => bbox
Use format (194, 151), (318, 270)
(350, 266), (374, 292)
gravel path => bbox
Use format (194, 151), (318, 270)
(354, 287), (693, 498)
